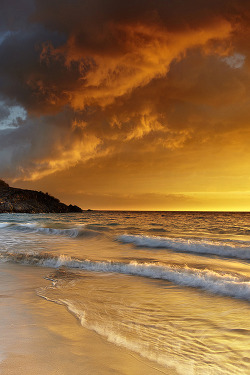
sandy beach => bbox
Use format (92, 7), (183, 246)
(0, 262), (173, 375)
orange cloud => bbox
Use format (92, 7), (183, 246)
(40, 19), (233, 110)
(20, 134), (101, 181)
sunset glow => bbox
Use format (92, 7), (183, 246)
(1, 0), (250, 210)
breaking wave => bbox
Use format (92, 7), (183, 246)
(2, 250), (250, 301)
(118, 234), (250, 260)
(0, 222), (101, 238)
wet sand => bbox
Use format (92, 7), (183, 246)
(0, 262), (174, 375)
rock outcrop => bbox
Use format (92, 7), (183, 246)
(0, 180), (82, 213)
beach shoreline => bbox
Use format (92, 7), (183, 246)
(1, 211), (250, 374)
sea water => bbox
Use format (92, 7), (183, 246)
(0, 211), (250, 374)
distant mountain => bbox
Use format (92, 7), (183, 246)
(0, 180), (82, 213)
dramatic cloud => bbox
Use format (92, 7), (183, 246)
(0, 0), (250, 209)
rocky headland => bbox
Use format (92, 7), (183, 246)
(0, 180), (82, 213)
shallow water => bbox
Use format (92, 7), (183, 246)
(1, 211), (250, 374)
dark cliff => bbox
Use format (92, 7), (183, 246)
(0, 180), (82, 213)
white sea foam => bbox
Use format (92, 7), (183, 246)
(0, 223), (12, 228)
(118, 234), (250, 259)
(4, 251), (250, 301)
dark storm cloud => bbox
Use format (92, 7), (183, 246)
(0, 0), (250, 180)
(33, 0), (249, 32)
(0, 0), (34, 32)
(0, 26), (68, 113)
(0, 103), (10, 121)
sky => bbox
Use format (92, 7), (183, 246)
(0, 0), (250, 210)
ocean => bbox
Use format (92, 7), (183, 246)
(0, 211), (250, 374)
